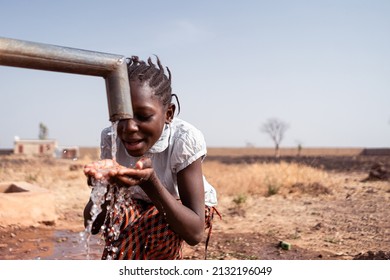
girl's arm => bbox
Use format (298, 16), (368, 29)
(116, 157), (206, 245)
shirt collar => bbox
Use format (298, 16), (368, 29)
(147, 123), (170, 154)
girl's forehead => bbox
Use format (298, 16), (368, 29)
(130, 82), (163, 107)
(131, 81), (153, 96)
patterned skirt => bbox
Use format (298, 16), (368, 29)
(101, 199), (220, 260)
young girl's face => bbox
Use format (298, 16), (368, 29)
(117, 80), (174, 157)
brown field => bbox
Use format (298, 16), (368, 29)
(207, 147), (367, 157)
(0, 147), (389, 260)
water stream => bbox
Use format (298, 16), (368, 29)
(81, 121), (127, 259)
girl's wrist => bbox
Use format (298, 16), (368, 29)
(139, 170), (158, 189)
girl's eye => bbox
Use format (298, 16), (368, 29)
(135, 114), (152, 122)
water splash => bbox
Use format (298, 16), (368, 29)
(82, 121), (120, 259)
(83, 176), (109, 259)
(82, 120), (137, 259)
(102, 185), (128, 259)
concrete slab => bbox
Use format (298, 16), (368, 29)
(0, 181), (57, 226)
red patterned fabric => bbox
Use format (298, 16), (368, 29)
(204, 206), (222, 259)
(101, 199), (220, 260)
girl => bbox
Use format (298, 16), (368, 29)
(83, 56), (219, 260)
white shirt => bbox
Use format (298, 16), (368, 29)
(100, 118), (217, 206)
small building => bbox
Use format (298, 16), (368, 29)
(61, 146), (80, 159)
(13, 138), (57, 157)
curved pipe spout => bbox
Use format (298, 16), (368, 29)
(0, 37), (132, 122)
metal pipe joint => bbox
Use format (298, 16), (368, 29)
(0, 37), (133, 122)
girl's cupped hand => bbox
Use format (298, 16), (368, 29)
(84, 157), (153, 187)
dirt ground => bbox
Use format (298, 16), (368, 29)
(0, 154), (389, 260)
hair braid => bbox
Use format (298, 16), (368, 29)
(127, 55), (179, 112)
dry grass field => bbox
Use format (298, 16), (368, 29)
(0, 147), (389, 260)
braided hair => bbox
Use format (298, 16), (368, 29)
(127, 56), (180, 113)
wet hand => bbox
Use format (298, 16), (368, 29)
(113, 157), (154, 187)
(83, 159), (121, 180)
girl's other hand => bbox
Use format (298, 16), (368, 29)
(115, 157), (154, 187)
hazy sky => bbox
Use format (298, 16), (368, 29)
(1, 0), (389, 149)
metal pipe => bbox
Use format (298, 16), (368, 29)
(0, 37), (132, 121)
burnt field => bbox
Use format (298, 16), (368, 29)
(206, 154), (390, 174)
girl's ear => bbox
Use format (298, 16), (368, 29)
(165, 103), (176, 124)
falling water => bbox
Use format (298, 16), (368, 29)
(110, 121), (118, 161)
(83, 177), (108, 258)
(82, 121), (123, 259)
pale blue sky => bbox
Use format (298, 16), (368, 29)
(1, 0), (389, 149)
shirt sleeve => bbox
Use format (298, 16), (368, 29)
(100, 127), (112, 160)
(170, 125), (207, 173)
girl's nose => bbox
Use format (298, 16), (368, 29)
(119, 118), (139, 132)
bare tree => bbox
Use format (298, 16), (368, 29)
(261, 118), (289, 157)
